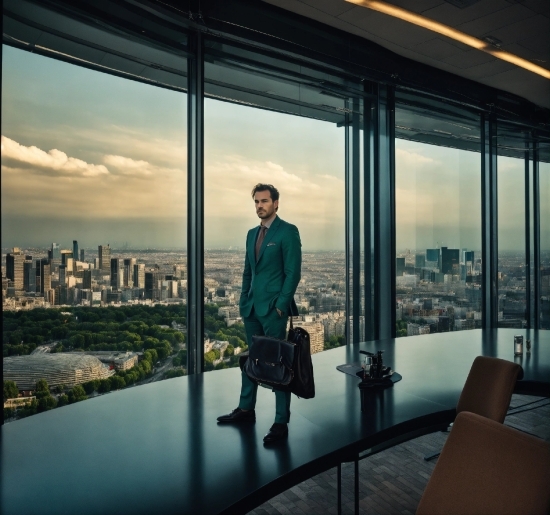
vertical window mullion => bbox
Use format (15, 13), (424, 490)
(187, 31), (205, 374)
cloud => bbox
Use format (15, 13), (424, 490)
(1, 135), (186, 221)
(1, 136), (109, 177)
(103, 155), (153, 176)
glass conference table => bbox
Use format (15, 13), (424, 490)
(2, 329), (548, 515)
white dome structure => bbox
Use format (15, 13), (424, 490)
(3, 353), (115, 390)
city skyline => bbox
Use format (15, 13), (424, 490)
(2, 46), (548, 252)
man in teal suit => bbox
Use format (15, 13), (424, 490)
(217, 183), (302, 443)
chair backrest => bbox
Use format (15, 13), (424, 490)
(456, 355), (523, 423)
(417, 411), (550, 515)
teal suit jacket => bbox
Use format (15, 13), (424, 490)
(239, 215), (301, 318)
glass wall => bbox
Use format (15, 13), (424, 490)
(497, 156), (527, 328)
(395, 100), (482, 337)
(541, 161), (550, 329)
(2, 46), (187, 421)
(202, 39), (350, 370)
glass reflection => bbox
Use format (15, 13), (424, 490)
(395, 137), (482, 337)
(2, 46), (187, 422)
(204, 98), (345, 370)
(497, 156), (526, 328)
(540, 161), (550, 329)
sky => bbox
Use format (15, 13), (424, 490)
(2, 45), (548, 253)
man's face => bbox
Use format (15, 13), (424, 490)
(254, 190), (278, 221)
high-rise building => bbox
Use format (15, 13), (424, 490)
(145, 269), (163, 300)
(133, 263), (145, 289)
(415, 254), (426, 268)
(6, 248), (25, 291)
(123, 258), (136, 287)
(396, 257), (405, 277)
(441, 247), (460, 275)
(426, 249), (439, 262)
(80, 249), (85, 262)
(59, 265), (67, 286)
(23, 259), (36, 292)
(51, 243), (61, 261)
(110, 258), (124, 290)
(98, 244), (111, 271)
(36, 259), (52, 297)
(73, 241), (79, 264)
(83, 270), (92, 289)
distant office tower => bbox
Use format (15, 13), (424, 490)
(59, 265), (67, 286)
(415, 254), (426, 268)
(24, 259), (36, 292)
(73, 241), (79, 264)
(98, 245), (111, 271)
(36, 259), (51, 296)
(440, 247), (460, 275)
(80, 249), (85, 262)
(396, 257), (405, 277)
(6, 248), (25, 291)
(133, 263), (145, 289)
(61, 250), (73, 265)
(464, 250), (474, 264)
(145, 269), (163, 300)
(426, 248), (439, 262)
(83, 270), (92, 289)
(94, 258), (100, 269)
(51, 243), (61, 261)
(110, 258), (124, 290)
(123, 258), (136, 287)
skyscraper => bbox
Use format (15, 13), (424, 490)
(133, 263), (145, 289)
(36, 259), (52, 297)
(83, 270), (92, 289)
(441, 247), (460, 275)
(110, 258), (124, 290)
(396, 257), (405, 277)
(73, 240), (79, 264)
(426, 249), (439, 262)
(51, 243), (61, 261)
(59, 265), (67, 286)
(23, 259), (36, 293)
(98, 244), (111, 271)
(6, 248), (25, 291)
(123, 258), (136, 287)
(80, 249), (85, 262)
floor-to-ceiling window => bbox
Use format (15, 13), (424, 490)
(395, 97), (482, 337)
(2, 45), (187, 421)
(497, 149), (527, 328)
(202, 39), (351, 369)
(540, 160), (550, 329)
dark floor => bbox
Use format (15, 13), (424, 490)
(247, 394), (550, 515)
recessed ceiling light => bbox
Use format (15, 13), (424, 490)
(345, 0), (550, 79)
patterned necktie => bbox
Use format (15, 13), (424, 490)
(255, 225), (267, 261)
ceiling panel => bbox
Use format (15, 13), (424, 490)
(422, 0), (512, 26)
(413, 37), (470, 60)
(298, 0), (356, 17)
(263, 0), (550, 108)
(455, 4), (535, 37)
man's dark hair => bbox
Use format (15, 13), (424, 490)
(251, 183), (279, 202)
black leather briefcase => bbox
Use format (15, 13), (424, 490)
(244, 335), (295, 390)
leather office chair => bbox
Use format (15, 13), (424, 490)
(424, 355), (523, 461)
(416, 411), (550, 515)
(456, 355), (523, 423)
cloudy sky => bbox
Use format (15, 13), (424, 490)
(2, 45), (547, 253)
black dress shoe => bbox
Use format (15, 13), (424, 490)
(217, 408), (255, 424)
(263, 423), (288, 443)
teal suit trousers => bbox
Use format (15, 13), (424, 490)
(238, 308), (291, 424)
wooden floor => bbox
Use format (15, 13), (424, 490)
(248, 394), (550, 515)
